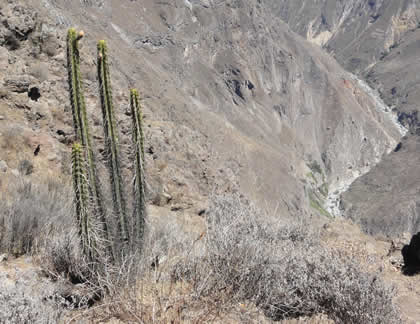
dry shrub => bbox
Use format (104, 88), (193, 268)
(0, 176), (400, 323)
(0, 177), (400, 323)
(0, 178), (72, 256)
(172, 194), (401, 323)
(41, 228), (86, 282)
(82, 194), (400, 323)
(0, 280), (62, 324)
(1, 125), (23, 150)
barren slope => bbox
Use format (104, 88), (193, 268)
(273, 0), (420, 237)
(0, 0), (403, 224)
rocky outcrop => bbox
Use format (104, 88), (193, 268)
(402, 232), (420, 273)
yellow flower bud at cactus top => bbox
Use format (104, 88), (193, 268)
(77, 30), (85, 40)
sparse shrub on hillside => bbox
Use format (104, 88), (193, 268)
(0, 178), (71, 256)
(171, 194), (401, 323)
(1, 126), (23, 150)
(41, 227), (85, 280)
(0, 281), (62, 324)
(84, 194), (400, 323)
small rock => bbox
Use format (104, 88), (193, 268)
(390, 256), (403, 269)
(0, 160), (8, 172)
(0, 115), (4, 120)
(162, 192), (172, 202)
(0, 253), (8, 262)
(47, 154), (57, 162)
(171, 205), (183, 212)
(4, 76), (33, 93)
(10, 169), (20, 177)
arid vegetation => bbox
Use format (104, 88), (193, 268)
(0, 181), (402, 323)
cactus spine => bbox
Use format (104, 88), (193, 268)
(67, 29), (149, 263)
(71, 143), (93, 260)
(97, 40), (129, 244)
(67, 29), (111, 258)
(130, 89), (146, 247)
(67, 29), (83, 140)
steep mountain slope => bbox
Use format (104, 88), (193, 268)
(273, 0), (420, 237)
(0, 0), (403, 224)
(270, 0), (420, 124)
(271, 2), (417, 65)
(1, 0), (419, 322)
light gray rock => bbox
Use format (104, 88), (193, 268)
(4, 76), (33, 93)
(0, 160), (8, 172)
(0, 254), (8, 262)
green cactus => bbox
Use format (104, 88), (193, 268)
(67, 30), (149, 262)
(130, 89), (145, 162)
(67, 29), (111, 259)
(97, 40), (129, 245)
(130, 89), (146, 247)
(71, 143), (93, 260)
(67, 28), (83, 140)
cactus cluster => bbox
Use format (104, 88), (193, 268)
(67, 29), (146, 262)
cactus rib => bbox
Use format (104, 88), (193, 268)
(97, 40), (129, 244)
(130, 89), (146, 247)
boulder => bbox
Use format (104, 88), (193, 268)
(402, 232), (420, 273)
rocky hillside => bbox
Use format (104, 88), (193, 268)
(2, 0), (420, 322)
(0, 0), (404, 226)
(273, 0), (420, 238)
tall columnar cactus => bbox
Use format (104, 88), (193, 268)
(67, 30), (149, 263)
(67, 29), (111, 257)
(67, 28), (83, 140)
(71, 143), (93, 260)
(130, 89), (146, 247)
(97, 40), (129, 244)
